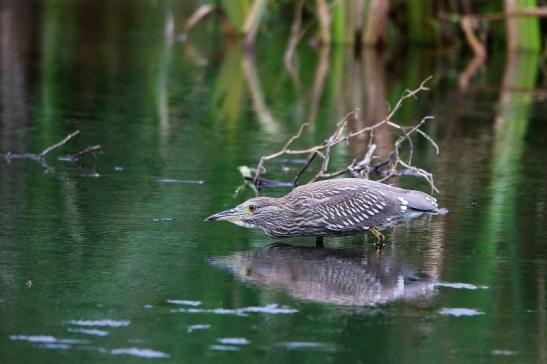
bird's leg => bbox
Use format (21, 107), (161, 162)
(315, 237), (325, 248)
(370, 228), (385, 247)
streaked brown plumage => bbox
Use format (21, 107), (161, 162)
(206, 178), (442, 244)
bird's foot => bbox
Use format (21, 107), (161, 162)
(371, 228), (386, 249)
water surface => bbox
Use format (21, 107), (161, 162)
(1, 2), (546, 363)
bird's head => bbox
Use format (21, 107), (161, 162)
(205, 197), (279, 230)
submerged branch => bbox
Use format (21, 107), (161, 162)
(3, 130), (101, 168)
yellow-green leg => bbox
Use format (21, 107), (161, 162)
(370, 228), (385, 247)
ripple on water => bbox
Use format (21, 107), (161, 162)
(10, 335), (170, 359)
(187, 324), (210, 333)
(434, 282), (489, 290)
(277, 342), (336, 351)
(492, 350), (518, 356)
(67, 328), (110, 337)
(152, 217), (173, 222)
(217, 338), (250, 345)
(439, 308), (485, 317)
(10, 335), (90, 351)
(167, 299), (202, 306)
(157, 178), (205, 184)
(67, 320), (130, 328)
(242, 304), (297, 314)
(41, 343), (72, 350)
(209, 345), (240, 352)
(110, 347), (170, 359)
(10, 335), (89, 345)
(172, 304), (297, 316)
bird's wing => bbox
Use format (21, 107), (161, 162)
(309, 185), (402, 232)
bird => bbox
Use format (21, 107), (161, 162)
(206, 178), (443, 247)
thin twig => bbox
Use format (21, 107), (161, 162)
(293, 151), (317, 186)
(70, 145), (101, 162)
(414, 127), (439, 154)
(254, 122), (308, 184)
(39, 130), (80, 158)
(353, 143), (377, 178)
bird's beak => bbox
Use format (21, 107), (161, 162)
(205, 208), (241, 222)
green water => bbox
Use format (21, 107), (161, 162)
(1, 2), (547, 363)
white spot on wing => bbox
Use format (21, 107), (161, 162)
(397, 197), (408, 205)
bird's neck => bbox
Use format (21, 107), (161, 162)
(259, 199), (300, 237)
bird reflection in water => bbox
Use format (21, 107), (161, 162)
(211, 244), (435, 306)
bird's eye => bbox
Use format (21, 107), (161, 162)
(248, 205), (257, 213)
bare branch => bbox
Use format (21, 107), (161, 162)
(293, 152), (317, 186)
(353, 143), (377, 177)
(71, 145), (101, 162)
(39, 130), (80, 158)
(414, 128), (439, 155)
(254, 122), (309, 184)
(249, 77), (439, 193)
(398, 159), (439, 193)
(3, 130), (103, 172)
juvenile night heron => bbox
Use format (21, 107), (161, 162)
(206, 178), (442, 246)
